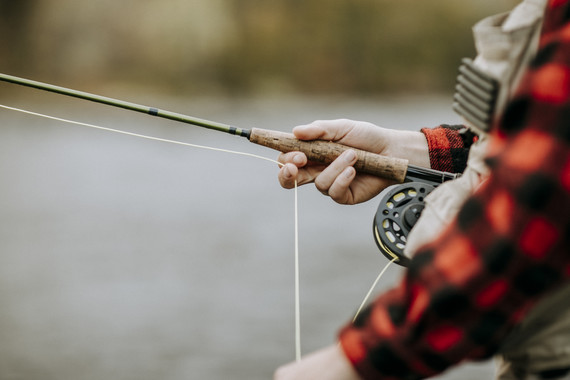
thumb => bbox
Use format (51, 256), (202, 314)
(292, 123), (326, 141)
(292, 119), (353, 142)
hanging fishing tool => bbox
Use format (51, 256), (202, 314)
(373, 182), (437, 267)
(374, 57), (498, 266)
(372, 157), (461, 266)
(0, 72), (458, 266)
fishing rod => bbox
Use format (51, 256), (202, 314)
(0, 73), (461, 267)
(0, 73), (455, 184)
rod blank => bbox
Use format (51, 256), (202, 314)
(0, 73), (250, 138)
(0, 72), (457, 184)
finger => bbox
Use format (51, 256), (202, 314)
(293, 119), (355, 142)
(278, 151), (307, 167)
(327, 166), (357, 203)
(278, 163), (327, 189)
(278, 163), (298, 189)
(334, 173), (395, 204)
(295, 119), (388, 155)
(313, 149), (357, 194)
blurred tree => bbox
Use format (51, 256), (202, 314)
(0, 0), (37, 77)
(0, 0), (513, 95)
(218, 0), (512, 95)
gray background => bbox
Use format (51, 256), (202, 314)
(0, 92), (495, 379)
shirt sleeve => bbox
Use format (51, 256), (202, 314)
(420, 125), (476, 173)
(338, 3), (570, 379)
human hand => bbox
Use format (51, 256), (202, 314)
(277, 119), (430, 204)
(274, 344), (361, 380)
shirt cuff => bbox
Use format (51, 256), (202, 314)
(420, 125), (472, 173)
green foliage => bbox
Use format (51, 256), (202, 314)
(215, 0), (510, 94)
(0, 0), (513, 95)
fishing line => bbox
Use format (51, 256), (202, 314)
(294, 176), (301, 362)
(352, 257), (396, 323)
(1, 101), (402, 364)
(0, 74), (459, 285)
(0, 103), (303, 360)
(0, 73), (420, 182)
(0, 104), (279, 165)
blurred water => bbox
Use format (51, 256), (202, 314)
(0, 94), (494, 379)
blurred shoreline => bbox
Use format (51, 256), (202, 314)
(0, 0), (518, 377)
(0, 0), (514, 96)
(0, 94), (495, 379)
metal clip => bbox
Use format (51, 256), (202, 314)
(452, 58), (499, 132)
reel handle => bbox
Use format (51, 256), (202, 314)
(249, 128), (409, 183)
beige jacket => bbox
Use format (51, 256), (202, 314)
(405, 0), (570, 374)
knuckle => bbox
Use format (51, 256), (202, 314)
(329, 189), (351, 205)
(277, 153), (288, 164)
(313, 177), (327, 192)
(278, 152), (295, 163)
(279, 178), (295, 189)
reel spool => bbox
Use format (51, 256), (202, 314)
(373, 182), (436, 266)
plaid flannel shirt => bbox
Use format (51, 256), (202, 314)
(420, 124), (476, 174)
(339, 1), (570, 379)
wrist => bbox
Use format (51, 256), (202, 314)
(384, 130), (430, 168)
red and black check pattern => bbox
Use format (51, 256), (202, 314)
(339, 1), (570, 379)
(420, 125), (477, 174)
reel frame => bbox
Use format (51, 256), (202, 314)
(373, 182), (436, 267)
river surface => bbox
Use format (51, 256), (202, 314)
(0, 92), (494, 379)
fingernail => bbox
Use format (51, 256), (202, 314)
(343, 167), (355, 179)
(344, 150), (356, 163)
(283, 165), (292, 178)
(293, 154), (304, 165)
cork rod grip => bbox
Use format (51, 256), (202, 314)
(249, 128), (408, 183)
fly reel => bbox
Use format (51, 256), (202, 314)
(373, 182), (436, 266)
